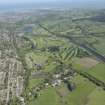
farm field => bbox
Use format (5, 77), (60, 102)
(0, 7), (105, 105)
(20, 9), (105, 105)
(27, 75), (105, 105)
(88, 63), (105, 83)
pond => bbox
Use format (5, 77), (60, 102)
(23, 26), (33, 32)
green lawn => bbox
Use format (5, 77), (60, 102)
(86, 88), (105, 105)
(29, 87), (61, 105)
(93, 38), (105, 56)
(28, 78), (44, 89)
(88, 63), (105, 82)
(66, 75), (96, 105)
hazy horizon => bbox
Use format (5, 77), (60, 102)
(0, 0), (105, 10)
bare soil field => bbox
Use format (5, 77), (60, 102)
(79, 57), (99, 69)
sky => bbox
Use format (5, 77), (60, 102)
(0, 0), (105, 9)
(0, 0), (104, 4)
(0, 0), (59, 4)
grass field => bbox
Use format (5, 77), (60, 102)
(28, 75), (101, 105)
(72, 57), (105, 83)
(86, 88), (105, 105)
(29, 87), (61, 105)
(88, 63), (105, 83)
(93, 38), (105, 56)
(28, 78), (44, 89)
(66, 75), (96, 105)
